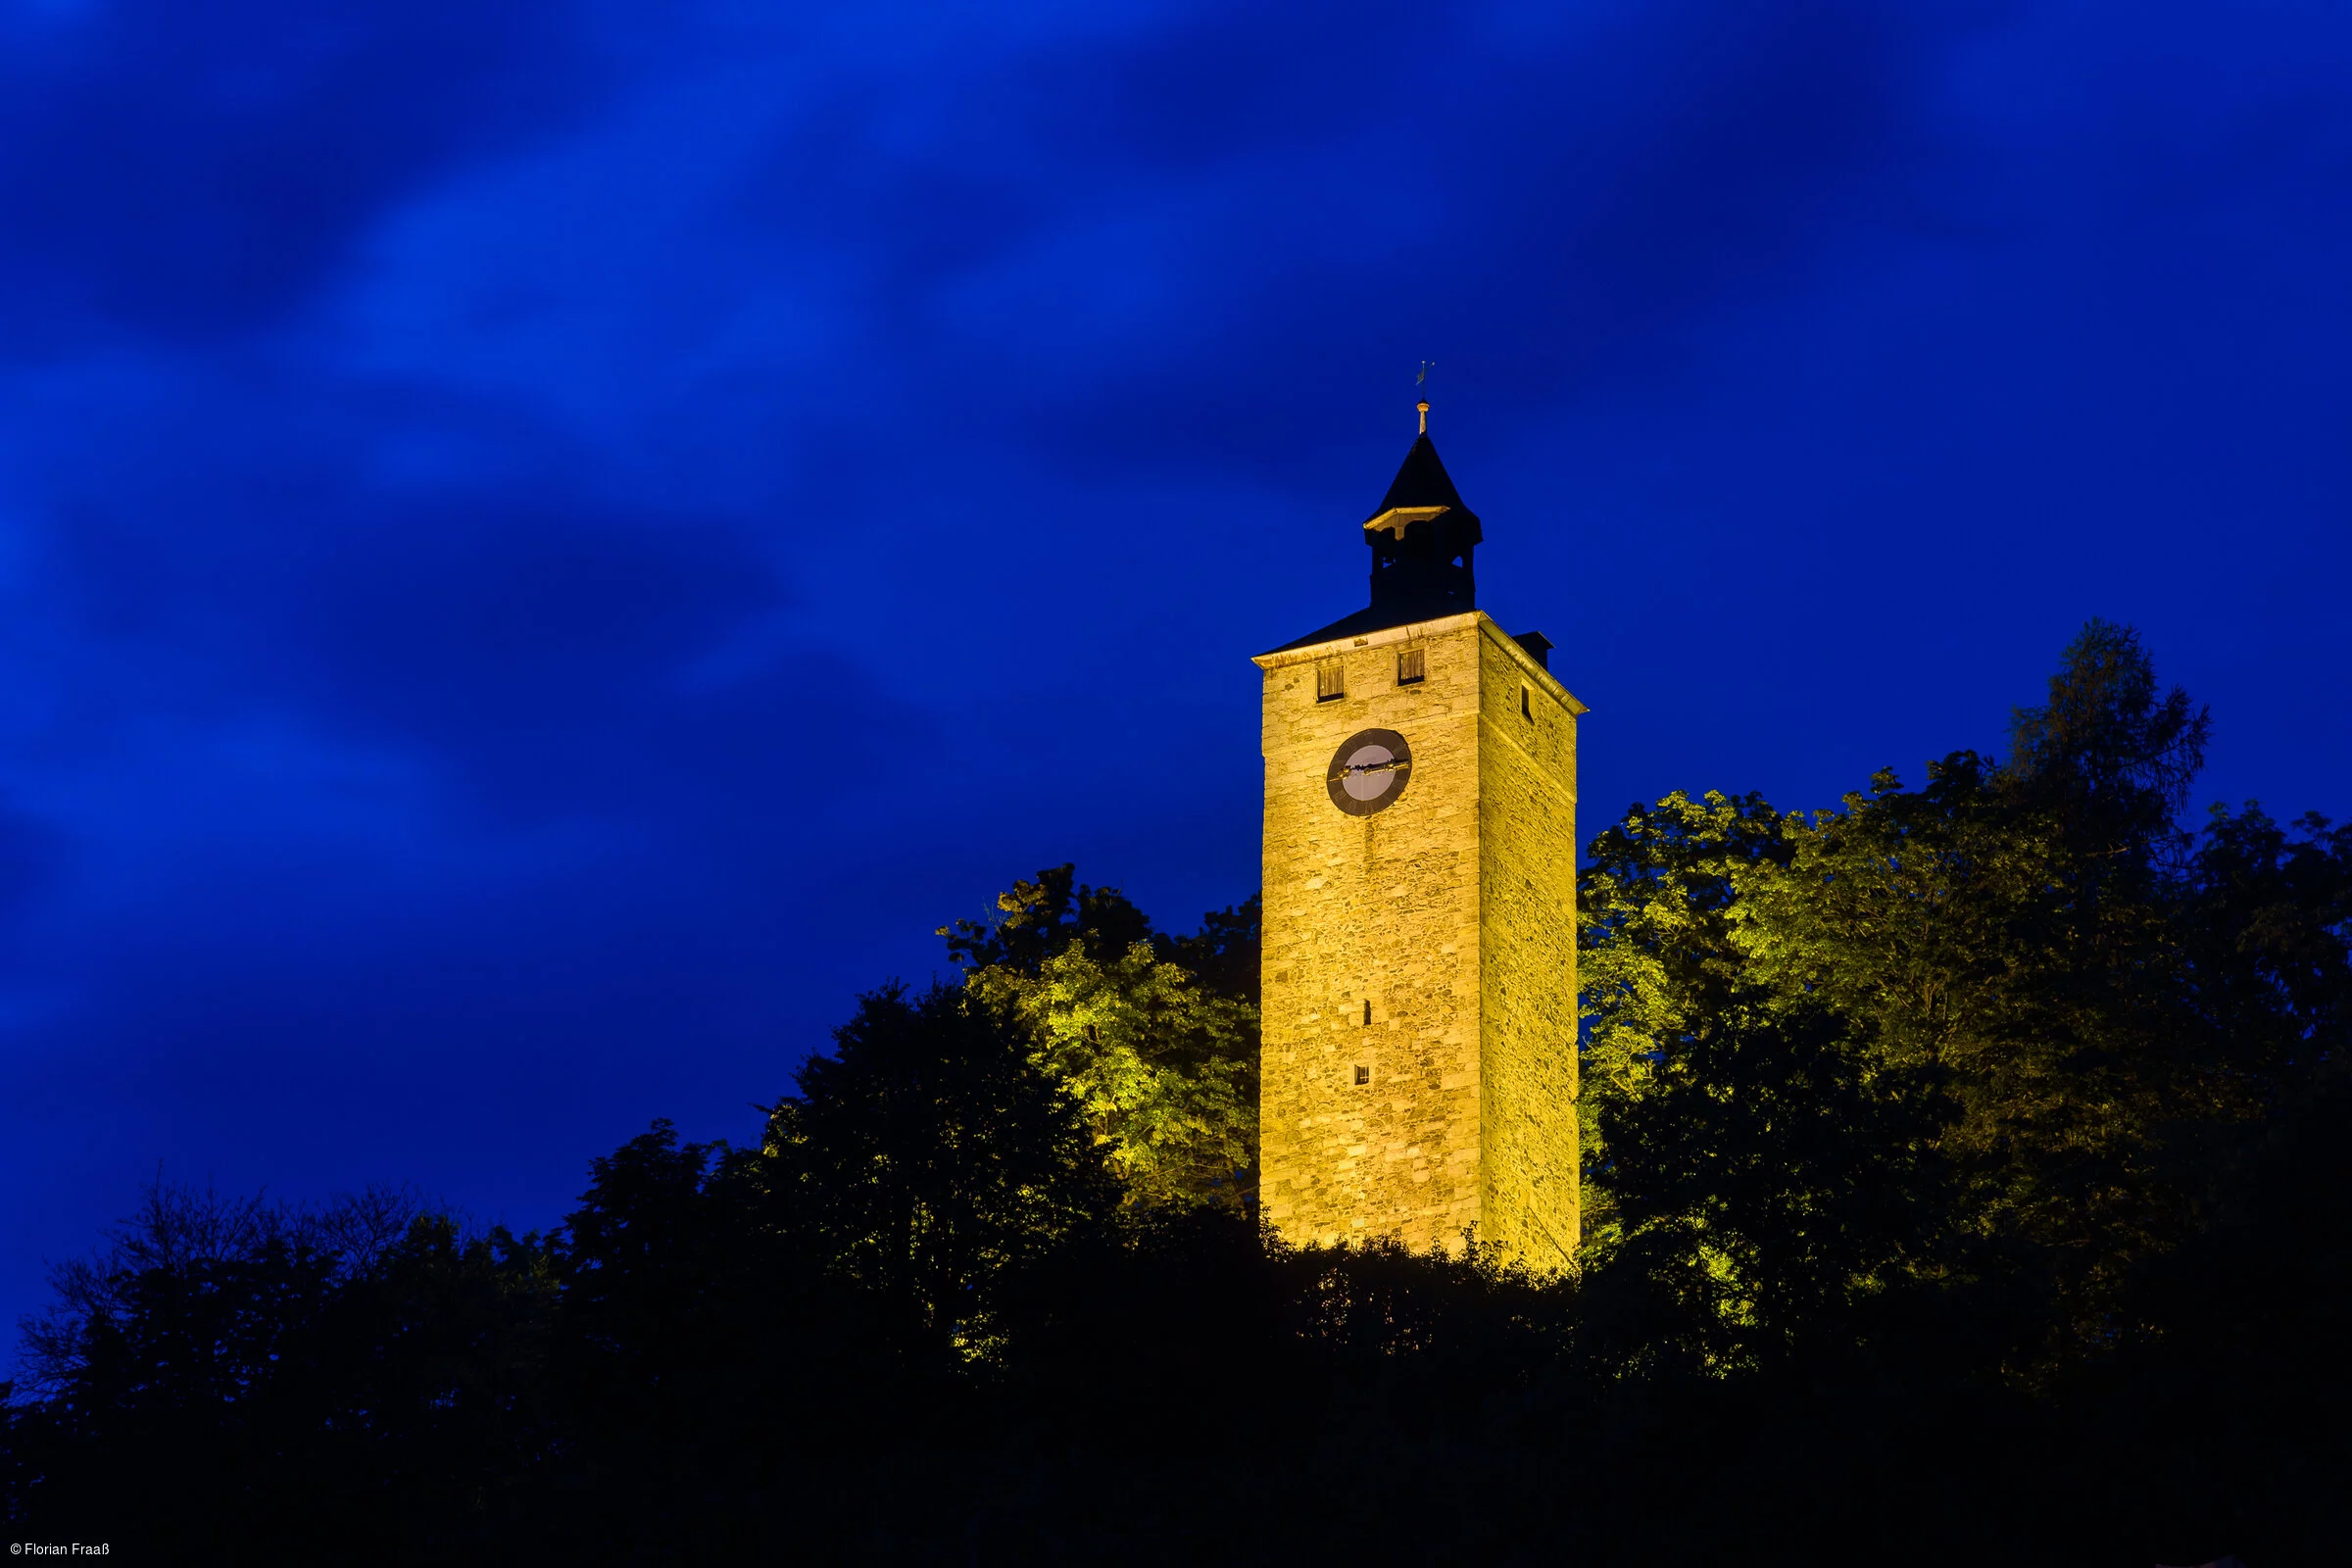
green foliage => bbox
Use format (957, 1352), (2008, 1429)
(938, 862), (1157, 974)
(945, 864), (1259, 1210)
(1598, 999), (1948, 1368)
(1576, 787), (1792, 1240)
(762, 980), (1121, 1353)
(1579, 620), (2352, 1369)
(1757, 757), (2192, 1329)
(965, 940), (1255, 1209)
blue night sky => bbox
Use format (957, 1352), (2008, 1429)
(2, 1), (2347, 1328)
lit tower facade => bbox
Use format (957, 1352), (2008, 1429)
(1252, 404), (1583, 1268)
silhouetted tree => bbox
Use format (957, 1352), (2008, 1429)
(1155, 891), (1263, 1008)
(761, 980), (1120, 1356)
(2003, 615), (2212, 872)
(535, 1118), (929, 1557)
(1595, 997), (1950, 1367)
(6, 1182), (553, 1560)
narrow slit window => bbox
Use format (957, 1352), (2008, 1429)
(1353, 1064), (1371, 1086)
(1362, 1000), (1373, 1025)
(1316, 662), (1346, 703)
(1396, 648), (1426, 685)
(1520, 685), (1533, 720)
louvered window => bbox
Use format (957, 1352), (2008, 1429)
(1396, 648), (1425, 685)
(1315, 662), (1346, 702)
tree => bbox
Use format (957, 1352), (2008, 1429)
(1156, 891), (1264, 1010)
(945, 865), (1260, 1210)
(2175, 802), (2352, 1084)
(540, 1119), (920, 1558)
(1577, 788), (1792, 1240)
(761, 981), (1119, 1356)
(938, 863), (1156, 976)
(1579, 621), (2339, 1362)
(964, 934), (1255, 1209)
(1597, 997), (1947, 1367)
(2003, 615), (2211, 869)
(8, 1181), (554, 1559)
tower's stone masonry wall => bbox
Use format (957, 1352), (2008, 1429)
(1476, 624), (1581, 1269)
(1258, 614), (1484, 1252)
(1256, 612), (1582, 1265)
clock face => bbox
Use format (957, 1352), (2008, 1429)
(1327, 728), (1413, 816)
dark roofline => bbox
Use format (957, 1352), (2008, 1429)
(1259, 604), (1442, 657)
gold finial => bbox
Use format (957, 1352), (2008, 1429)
(1414, 359), (1436, 435)
(1416, 400), (1429, 435)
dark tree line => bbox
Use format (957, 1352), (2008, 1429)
(5, 622), (2350, 1564)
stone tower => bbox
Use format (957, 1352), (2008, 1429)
(1252, 405), (1584, 1269)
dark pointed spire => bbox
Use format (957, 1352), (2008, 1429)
(1361, 402), (1479, 619)
(1366, 428), (1474, 524)
(1261, 401), (1488, 654)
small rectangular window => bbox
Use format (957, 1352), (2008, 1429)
(1362, 1000), (1372, 1025)
(1396, 648), (1425, 685)
(1353, 1064), (1371, 1086)
(1520, 685), (1533, 720)
(1315, 662), (1346, 703)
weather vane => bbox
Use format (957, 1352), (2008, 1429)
(1415, 361), (1436, 434)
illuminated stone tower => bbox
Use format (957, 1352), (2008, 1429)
(1253, 404), (1584, 1268)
